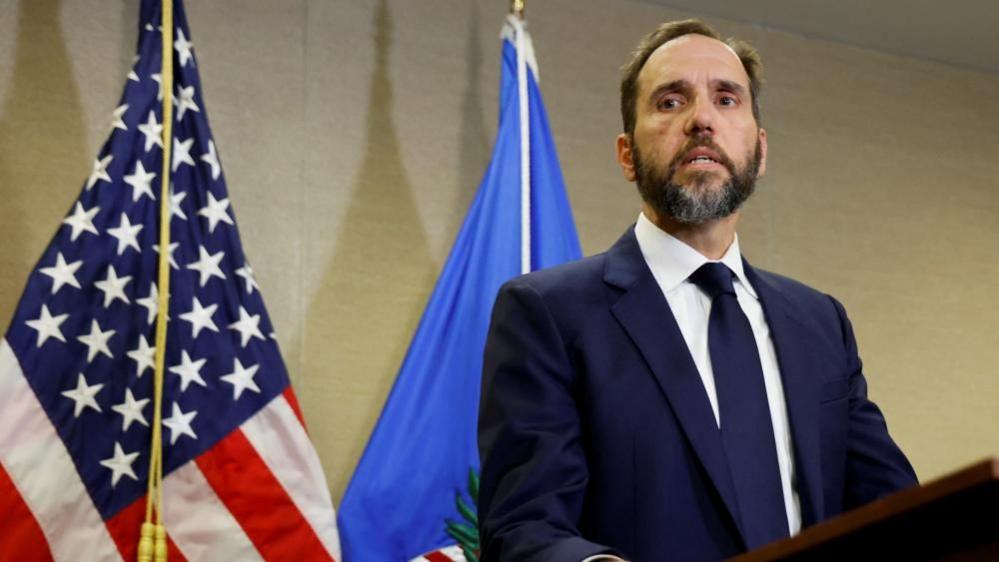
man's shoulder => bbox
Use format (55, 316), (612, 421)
(748, 264), (851, 337)
(503, 252), (609, 299)
(751, 266), (827, 300)
(494, 253), (616, 334)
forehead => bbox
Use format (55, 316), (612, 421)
(638, 34), (750, 94)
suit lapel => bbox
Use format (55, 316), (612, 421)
(744, 263), (825, 526)
(604, 229), (744, 536)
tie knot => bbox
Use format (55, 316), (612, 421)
(689, 262), (736, 299)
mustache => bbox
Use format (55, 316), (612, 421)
(667, 136), (737, 177)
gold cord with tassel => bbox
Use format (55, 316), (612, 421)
(139, 0), (173, 560)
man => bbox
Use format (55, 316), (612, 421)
(477, 19), (917, 562)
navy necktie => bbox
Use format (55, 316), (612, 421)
(688, 262), (789, 549)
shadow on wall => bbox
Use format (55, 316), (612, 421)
(452, 0), (490, 238)
(0, 0), (87, 327)
(294, 0), (438, 501)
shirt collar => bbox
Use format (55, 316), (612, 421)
(634, 212), (758, 299)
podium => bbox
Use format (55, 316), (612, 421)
(728, 458), (999, 561)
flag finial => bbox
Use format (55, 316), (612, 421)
(511, 0), (525, 19)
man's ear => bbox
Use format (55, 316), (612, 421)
(757, 127), (768, 177)
(616, 133), (637, 182)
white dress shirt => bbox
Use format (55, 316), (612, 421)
(581, 215), (801, 562)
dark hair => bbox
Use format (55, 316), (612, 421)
(620, 19), (763, 135)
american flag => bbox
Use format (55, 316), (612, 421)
(0, 2), (340, 560)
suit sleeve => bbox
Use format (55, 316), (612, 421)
(829, 296), (919, 509)
(478, 279), (619, 562)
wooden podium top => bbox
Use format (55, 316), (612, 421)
(728, 457), (999, 561)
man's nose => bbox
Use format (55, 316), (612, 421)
(683, 97), (714, 136)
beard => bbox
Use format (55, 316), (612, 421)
(633, 134), (762, 224)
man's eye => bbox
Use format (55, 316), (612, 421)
(658, 97), (683, 110)
(718, 95), (737, 106)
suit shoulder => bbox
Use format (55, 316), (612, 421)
(502, 253), (608, 298)
(752, 267), (829, 302)
(751, 266), (850, 339)
(495, 253), (613, 339)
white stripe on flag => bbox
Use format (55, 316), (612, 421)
(241, 394), (342, 559)
(0, 339), (122, 561)
(409, 544), (467, 562)
(162, 458), (263, 561)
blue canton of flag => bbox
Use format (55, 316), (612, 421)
(0, 1), (340, 560)
(337, 15), (582, 562)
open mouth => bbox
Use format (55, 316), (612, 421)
(686, 156), (719, 165)
(681, 147), (725, 167)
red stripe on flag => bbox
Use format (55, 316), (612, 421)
(424, 551), (458, 562)
(105, 494), (187, 562)
(0, 461), (53, 562)
(196, 428), (333, 561)
(282, 386), (307, 430)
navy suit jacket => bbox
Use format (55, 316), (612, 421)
(478, 228), (917, 562)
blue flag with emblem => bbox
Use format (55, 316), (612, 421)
(0, 1), (340, 559)
(337, 15), (582, 562)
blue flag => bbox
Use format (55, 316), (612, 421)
(337, 15), (582, 562)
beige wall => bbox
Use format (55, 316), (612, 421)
(1, 0), (997, 504)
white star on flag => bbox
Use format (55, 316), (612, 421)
(175, 85), (200, 121)
(136, 282), (159, 325)
(77, 319), (116, 362)
(109, 104), (129, 133)
(228, 305), (265, 348)
(86, 155), (113, 190)
(171, 188), (188, 221)
(100, 442), (140, 487)
(62, 201), (101, 241)
(187, 246), (226, 286)
(123, 160), (157, 202)
(179, 296), (219, 338)
(174, 28), (195, 67)
(126, 334), (156, 378)
(220, 358), (261, 400)
(151, 72), (164, 101)
(235, 264), (260, 295)
(39, 252), (83, 294)
(200, 140), (221, 180)
(137, 110), (164, 152)
(111, 389), (150, 431)
(128, 64), (140, 82)
(162, 403), (198, 445)
(169, 350), (208, 392)
(61, 373), (104, 417)
(172, 137), (195, 171)
(153, 241), (180, 270)
(198, 192), (233, 233)
(94, 265), (132, 308)
(107, 213), (143, 256)
(25, 304), (69, 347)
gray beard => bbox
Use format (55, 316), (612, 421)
(633, 137), (762, 224)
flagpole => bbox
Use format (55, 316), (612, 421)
(140, 0), (173, 560)
(512, 1), (531, 274)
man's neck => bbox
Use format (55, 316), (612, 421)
(642, 203), (739, 261)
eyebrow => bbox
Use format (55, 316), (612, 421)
(647, 78), (748, 104)
(647, 80), (690, 103)
(715, 79), (747, 96)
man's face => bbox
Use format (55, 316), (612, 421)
(617, 34), (767, 224)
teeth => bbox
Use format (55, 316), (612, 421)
(691, 156), (715, 163)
